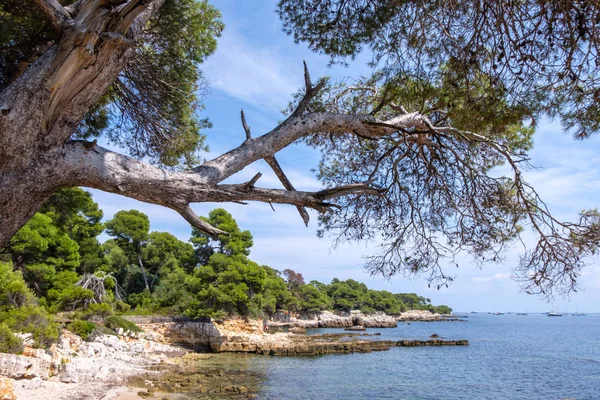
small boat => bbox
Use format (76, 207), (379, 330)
(572, 305), (586, 316)
(516, 312), (528, 315)
(547, 312), (562, 317)
(492, 311), (504, 315)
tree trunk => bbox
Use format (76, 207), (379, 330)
(137, 251), (150, 292)
(0, 0), (165, 247)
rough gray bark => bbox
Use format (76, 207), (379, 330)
(0, 0), (164, 246)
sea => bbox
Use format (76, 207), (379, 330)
(179, 313), (600, 399)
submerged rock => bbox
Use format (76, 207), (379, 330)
(290, 326), (307, 334)
(345, 325), (366, 331)
(397, 339), (469, 347)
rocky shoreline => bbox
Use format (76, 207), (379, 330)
(267, 309), (465, 329)
(0, 311), (468, 399)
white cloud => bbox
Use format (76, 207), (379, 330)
(471, 273), (511, 284)
(202, 27), (301, 112)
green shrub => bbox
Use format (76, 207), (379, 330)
(0, 262), (32, 311)
(433, 305), (453, 314)
(115, 301), (131, 313)
(68, 319), (96, 341)
(0, 323), (23, 354)
(75, 302), (113, 320)
(104, 316), (142, 333)
(0, 305), (59, 348)
(127, 290), (153, 309)
(92, 325), (117, 337)
(50, 286), (94, 311)
(184, 301), (225, 320)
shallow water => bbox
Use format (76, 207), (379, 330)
(161, 314), (600, 399)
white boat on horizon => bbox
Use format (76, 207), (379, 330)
(547, 312), (563, 317)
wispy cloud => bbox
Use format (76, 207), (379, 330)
(471, 273), (511, 284)
(202, 27), (302, 112)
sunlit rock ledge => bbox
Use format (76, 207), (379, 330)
(138, 317), (468, 356)
(267, 309), (464, 328)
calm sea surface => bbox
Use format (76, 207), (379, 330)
(206, 313), (600, 400)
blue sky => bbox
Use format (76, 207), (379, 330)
(91, 0), (600, 313)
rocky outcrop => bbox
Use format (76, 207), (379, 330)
(0, 329), (185, 384)
(140, 318), (268, 353)
(345, 325), (366, 331)
(360, 312), (398, 328)
(149, 318), (469, 356)
(0, 353), (50, 380)
(397, 310), (464, 322)
(209, 319), (290, 353)
(137, 321), (219, 351)
(270, 310), (398, 329)
(138, 316), (470, 357)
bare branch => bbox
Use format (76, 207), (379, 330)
(291, 62), (327, 118)
(175, 205), (228, 237)
(33, 0), (72, 31)
(314, 182), (381, 199)
(265, 156), (310, 226)
(243, 172), (262, 189)
(303, 60), (312, 90)
(241, 109), (251, 140)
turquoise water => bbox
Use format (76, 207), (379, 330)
(239, 314), (600, 399)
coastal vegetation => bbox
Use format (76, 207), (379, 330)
(0, 187), (451, 352)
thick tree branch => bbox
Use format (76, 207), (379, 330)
(197, 111), (425, 183)
(56, 141), (381, 235)
(176, 205), (227, 237)
(243, 172), (263, 189)
(33, 0), (72, 31)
